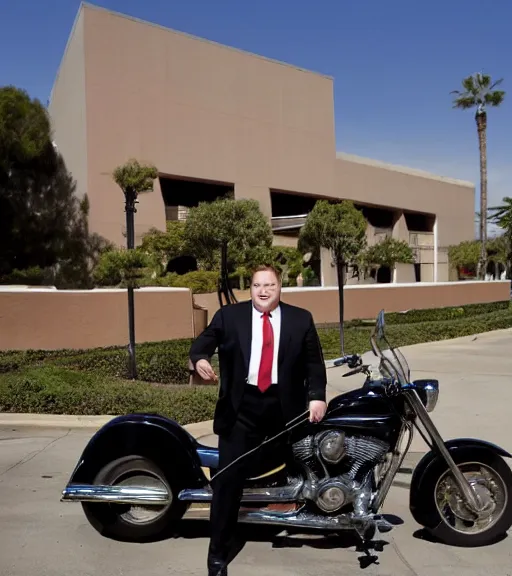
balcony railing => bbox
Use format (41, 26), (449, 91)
(271, 214), (308, 232)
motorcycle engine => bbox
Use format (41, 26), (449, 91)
(291, 430), (389, 513)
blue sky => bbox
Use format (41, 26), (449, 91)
(1, 0), (511, 225)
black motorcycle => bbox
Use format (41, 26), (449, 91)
(61, 309), (512, 547)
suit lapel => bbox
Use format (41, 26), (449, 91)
(277, 302), (291, 375)
(237, 301), (253, 371)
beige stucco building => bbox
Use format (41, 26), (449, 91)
(48, 2), (475, 286)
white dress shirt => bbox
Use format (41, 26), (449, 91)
(247, 304), (281, 386)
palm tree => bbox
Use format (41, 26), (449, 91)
(451, 72), (505, 279)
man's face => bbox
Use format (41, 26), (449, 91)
(250, 270), (281, 313)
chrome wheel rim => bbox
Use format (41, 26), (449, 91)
(111, 469), (172, 525)
(434, 462), (507, 535)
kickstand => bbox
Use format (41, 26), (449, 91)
(354, 526), (380, 568)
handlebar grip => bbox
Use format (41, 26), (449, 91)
(332, 354), (362, 367)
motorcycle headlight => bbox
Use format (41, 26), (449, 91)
(413, 379), (439, 412)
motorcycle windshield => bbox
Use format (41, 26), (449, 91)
(370, 310), (410, 386)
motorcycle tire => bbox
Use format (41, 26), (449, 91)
(411, 447), (512, 547)
(82, 455), (189, 542)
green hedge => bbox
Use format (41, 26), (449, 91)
(318, 305), (512, 359)
(1, 302), (512, 419)
(384, 300), (510, 325)
(0, 366), (217, 424)
(0, 340), (194, 385)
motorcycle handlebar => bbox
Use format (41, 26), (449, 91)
(332, 354), (362, 368)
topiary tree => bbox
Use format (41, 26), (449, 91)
(139, 220), (188, 277)
(362, 237), (415, 279)
(299, 200), (367, 354)
(184, 198), (273, 288)
(93, 248), (151, 288)
(113, 158), (158, 379)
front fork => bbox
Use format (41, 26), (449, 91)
(405, 389), (484, 514)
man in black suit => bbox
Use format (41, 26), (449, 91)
(189, 265), (327, 576)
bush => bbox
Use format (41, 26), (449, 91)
(384, 301), (510, 325)
(0, 366), (217, 424)
(318, 306), (512, 359)
(0, 339), (194, 385)
(168, 270), (220, 294)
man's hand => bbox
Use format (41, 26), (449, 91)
(309, 400), (327, 423)
(195, 359), (218, 382)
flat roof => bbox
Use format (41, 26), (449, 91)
(79, 2), (334, 81)
(336, 152), (474, 188)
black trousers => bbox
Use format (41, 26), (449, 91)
(208, 384), (286, 566)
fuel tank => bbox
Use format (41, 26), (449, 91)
(321, 385), (403, 442)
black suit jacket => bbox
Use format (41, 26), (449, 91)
(189, 299), (327, 435)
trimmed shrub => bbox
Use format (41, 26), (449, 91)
(0, 339), (194, 385)
(318, 306), (512, 359)
(169, 271), (220, 293)
(0, 366), (217, 424)
(384, 301), (510, 325)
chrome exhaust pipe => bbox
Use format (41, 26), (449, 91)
(178, 480), (303, 503)
(187, 506), (392, 533)
(61, 483), (170, 506)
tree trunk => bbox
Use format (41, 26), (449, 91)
(336, 256), (346, 356)
(476, 111), (488, 280)
(125, 187), (137, 379)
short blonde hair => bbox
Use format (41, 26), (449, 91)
(250, 264), (282, 283)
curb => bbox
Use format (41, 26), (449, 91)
(0, 413), (215, 438)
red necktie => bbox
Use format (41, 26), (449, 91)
(257, 312), (274, 392)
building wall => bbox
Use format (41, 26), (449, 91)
(48, 4), (476, 282)
(79, 3), (336, 245)
(47, 8), (88, 200)
(335, 154), (475, 248)
(1, 282), (508, 351)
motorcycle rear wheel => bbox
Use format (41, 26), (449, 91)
(82, 455), (188, 542)
(411, 447), (512, 547)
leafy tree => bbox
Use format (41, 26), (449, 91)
(0, 86), (51, 181)
(448, 240), (481, 275)
(363, 237), (415, 271)
(0, 86), (108, 287)
(139, 221), (187, 275)
(299, 200), (367, 354)
(451, 72), (505, 279)
(488, 197), (512, 277)
(184, 198), (273, 276)
(272, 246), (306, 280)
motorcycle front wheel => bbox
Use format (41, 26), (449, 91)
(411, 447), (512, 547)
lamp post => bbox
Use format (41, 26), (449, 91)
(124, 185), (138, 379)
(113, 159), (158, 380)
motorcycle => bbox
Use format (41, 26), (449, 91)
(61, 309), (512, 548)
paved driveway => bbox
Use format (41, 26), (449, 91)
(1, 426), (511, 576)
(327, 328), (512, 454)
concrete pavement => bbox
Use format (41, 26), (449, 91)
(326, 327), (512, 454)
(1, 328), (512, 574)
(1, 425), (512, 576)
